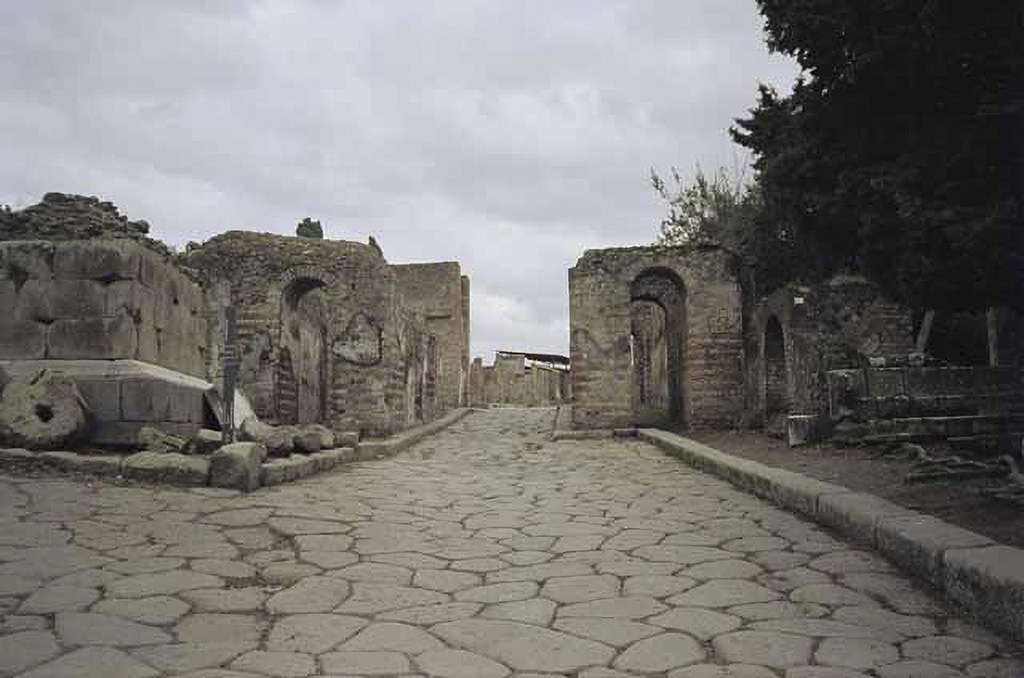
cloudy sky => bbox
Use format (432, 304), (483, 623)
(0, 1), (797, 361)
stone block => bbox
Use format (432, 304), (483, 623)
(260, 459), (289, 487)
(0, 320), (46, 360)
(92, 421), (199, 447)
(121, 379), (171, 422)
(817, 492), (920, 544)
(11, 280), (53, 322)
(136, 325), (159, 365)
(209, 442), (266, 492)
(52, 240), (139, 281)
(875, 515), (993, 586)
(104, 281), (155, 325)
(74, 379), (121, 422)
(0, 369), (90, 450)
(760, 468), (847, 518)
(865, 369), (906, 398)
(0, 447), (34, 463)
(943, 545), (1024, 642)
(0, 241), (55, 281)
(122, 451), (210, 486)
(49, 280), (106, 319)
(48, 314), (137, 360)
(186, 429), (224, 455)
(38, 451), (123, 475)
(787, 414), (822, 446)
(334, 431), (359, 447)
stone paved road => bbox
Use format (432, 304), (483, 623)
(1, 408), (1022, 678)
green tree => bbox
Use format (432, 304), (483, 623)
(732, 0), (1024, 311)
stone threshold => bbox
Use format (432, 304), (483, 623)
(637, 427), (1024, 643)
(0, 408), (475, 490)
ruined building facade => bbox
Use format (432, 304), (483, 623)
(468, 351), (569, 408)
(0, 194), (470, 444)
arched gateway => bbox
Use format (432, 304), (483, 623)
(569, 245), (743, 430)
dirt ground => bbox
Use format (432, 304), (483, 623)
(682, 430), (1023, 549)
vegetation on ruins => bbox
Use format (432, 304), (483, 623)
(296, 217), (324, 239)
(729, 0), (1023, 312)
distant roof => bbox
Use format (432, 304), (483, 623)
(497, 350), (570, 366)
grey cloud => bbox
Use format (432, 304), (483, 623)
(0, 0), (797, 361)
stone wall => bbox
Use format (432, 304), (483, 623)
(473, 353), (568, 407)
(0, 238), (207, 378)
(392, 263), (469, 412)
(569, 245), (743, 429)
(744, 277), (915, 425)
(184, 231), (423, 436)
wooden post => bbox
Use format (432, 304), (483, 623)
(987, 307), (1000, 366)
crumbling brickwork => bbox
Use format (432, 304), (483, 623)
(744, 276), (915, 426)
(392, 263), (469, 413)
(569, 245), (743, 429)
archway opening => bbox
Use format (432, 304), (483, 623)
(764, 315), (788, 423)
(279, 277), (330, 425)
(630, 268), (686, 427)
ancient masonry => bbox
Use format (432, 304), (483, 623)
(0, 194), (471, 452)
(468, 351), (570, 408)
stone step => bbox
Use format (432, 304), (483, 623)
(850, 391), (1024, 420)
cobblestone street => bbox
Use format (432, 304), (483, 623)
(1, 408), (1021, 677)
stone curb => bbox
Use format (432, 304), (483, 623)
(637, 427), (1024, 642)
(355, 407), (474, 460)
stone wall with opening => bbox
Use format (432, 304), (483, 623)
(569, 245), (743, 429)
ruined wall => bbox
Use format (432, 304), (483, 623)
(474, 353), (567, 407)
(469, 357), (486, 407)
(392, 263), (468, 413)
(0, 237), (206, 378)
(184, 232), (416, 436)
(744, 277), (915, 424)
(460, 276), (471, 406)
(569, 245), (743, 429)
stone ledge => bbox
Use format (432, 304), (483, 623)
(356, 408), (473, 460)
(636, 427), (1024, 642)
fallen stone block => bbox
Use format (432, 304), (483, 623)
(122, 451), (210, 486)
(334, 431), (359, 448)
(240, 417), (294, 457)
(292, 430), (323, 454)
(38, 450), (123, 475)
(0, 369), (91, 450)
(139, 426), (187, 454)
(186, 429), (224, 455)
(209, 442), (266, 492)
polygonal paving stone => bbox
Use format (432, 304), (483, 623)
(319, 650), (410, 674)
(789, 584), (877, 607)
(728, 601), (829, 620)
(200, 509), (274, 527)
(668, 580), (780, 608)
(482, 598), (557, 626)
(713, 630), (815, 668)
(0, 630), (61, 675)
(832, 606), (938, 638)
(814, 637), (899, 669)
(0, 522), (70, 547)
(668, 664), (778, 678)
(540, 574), (618, 603)
(808, 550), (896, 575)
(454, 581), (538, 603)
(377, 601), (482, 624)
(336, 583), (449, 614)
(230, 650), (315, 677)
(553, 617), (663, 647)
(268, 517), (351, 536)
(298, 550), (359, 569)
(965, 659), (1024, 678)
(483, 561), (592, 582)
(106, 557), (187, 575)
(787, 667), (873, 678)
(633, 545), (734, 565)
(622, 574), (697, 597)
(181, 587), (267, 612)
(722, 536), (790, 552)
(596, 559), (680, 577)
(93, 596), (192, 625)
(20, 585), (99, 613)
(105, 571), (224, 598)
(840, 574), (942, 615)
(752, 550), (811, 570)
(175, 613), (263, 643)
(682, 559), (764, 580)
(648, 606), (743, 640)
(337, 622), (445, 653)
(0, 574), (42, 596)
(877, 661), (966, 678)
(501, 550), (554, 566)
(266, 614), (367, 653)
(450, 557), (508, 572)
(56, 611), (172, 646)
(902, 636), (994, 667)
(415, 648), (512, 678)
(293, 534), (354, 551)
(131, 641), (257, 673)
(752, 618), (903, 643)
(413, 569), (482, 593)
(759, 567), (833, 592)
(431, 619), (615, 673)
(558, 595), (667, 618)
(330, 562), (413, 585)
(191, 559), (256, 579)
(614, 632), (706, 672)
(21, 646), (158, 678)
(265, 576), (350, 614)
